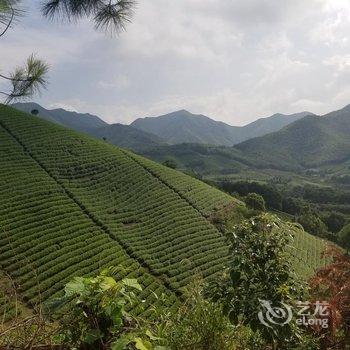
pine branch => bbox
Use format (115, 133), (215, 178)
(1, 55), (49, 104)
(41, 0), (135, 33)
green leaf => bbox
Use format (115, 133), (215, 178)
(122, 278), (142, 291)
(100, 276), (117, 291)
(84, 329), (102, 344)
(145, 329), (161, 341)
(134, 337), (152, 350)
(111, 334), (133, 350)
(65, 277), (86, 297)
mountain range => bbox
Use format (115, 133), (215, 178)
(13, 102), (311, 148)
(12, 102), (350, 173)
(131, 109), (312, 146)
(12, 102), (166, 151)
(12, 102), (107, 132)
(236, 104), (350, 170)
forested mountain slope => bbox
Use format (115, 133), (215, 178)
(13, 102), (107, 132)
(235, 105), (350, 170)
(13, 102), (166, 151)
(0, 106), (328, 316)
(131, 110), (311, 146)
(89, 123), (166, 151)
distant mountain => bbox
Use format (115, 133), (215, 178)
(12, 102), (107, 132)
(90, 123), (166, 151)
(132, 110), (240, 146)
(235, 105), (350, 170)
(140, 143), (254, 174)
(131, 109), (312, 146)
(240, 112), (313, 140)
(12, 102), (165, 151)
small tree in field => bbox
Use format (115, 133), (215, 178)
(207, 214), (314, 349)
(163, 159), (177, 169)
(49, 267), (155, 350)
(244, 193), (266, 211)
(338, 223), (350, 253)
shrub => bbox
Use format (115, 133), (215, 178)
(321, 211), (346, 234)
(244, 193), (266, 211)
(162, 159), (177, 169)
(337, 224), (350, 252)
(207, 214), (310, 348)
(156, 284), (265, 350)
(48, 267), (154, 350)
(297, 213), (329, 239)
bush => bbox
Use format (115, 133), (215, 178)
(218, 181), (282, 210)
(297, 213), (329, 238)
(162, 159), (177, 169)
(48, 267), (154, 350)
(337, 223), (350, 252)
(157, 284), (265, 350)
(244, 193), (266, 211)
(207, 214), (310, 348)
(321, 211), (346, 234)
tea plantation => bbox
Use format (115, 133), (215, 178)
(0, 106), (329, 318)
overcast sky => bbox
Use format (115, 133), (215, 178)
(1, 0), (350, 125)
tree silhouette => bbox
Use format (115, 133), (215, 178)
(42, 0), (135, 34)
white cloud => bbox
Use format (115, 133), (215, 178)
(1, 0), (350, 124)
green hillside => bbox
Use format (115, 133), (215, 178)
(13, 102), (107, 132)
(0, 106), (329, 318)
(13, 102), (166, 151)
(131, 110), (241, 146)
(235, 106), (350, 170)
(140, 143), (254, 174)
(90, 123), (166, 151)
(131, 109), (311, 146)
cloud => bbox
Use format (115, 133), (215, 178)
(1, 0), (350, 124)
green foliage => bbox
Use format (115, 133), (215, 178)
(30, 108), (39, 116)
(338, 223), (350, 252)
(0, 106), (237, 316)
(41, 0), (135, 34)
(155, 284), (265, 350)
(297, 213), (329, 239)
(219, 181), (282, 210)
(209, 203), (248, 232)
(321, 211), (347, 234)
(235, 107), (350, 170)
(50, 267), (147, 349)
(1, 55), (49, 104)
(162, 159), (177, 169)
(244, 193), (266, 211)
(281, 197), (308, 216)
(207, 214), (306, 347)
(0, 106), (329, 334)
(159, 289), (238, 349)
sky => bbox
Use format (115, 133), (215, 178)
(1, 0), (350, 125)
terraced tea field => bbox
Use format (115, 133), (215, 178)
(0, 106), (329, 318)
